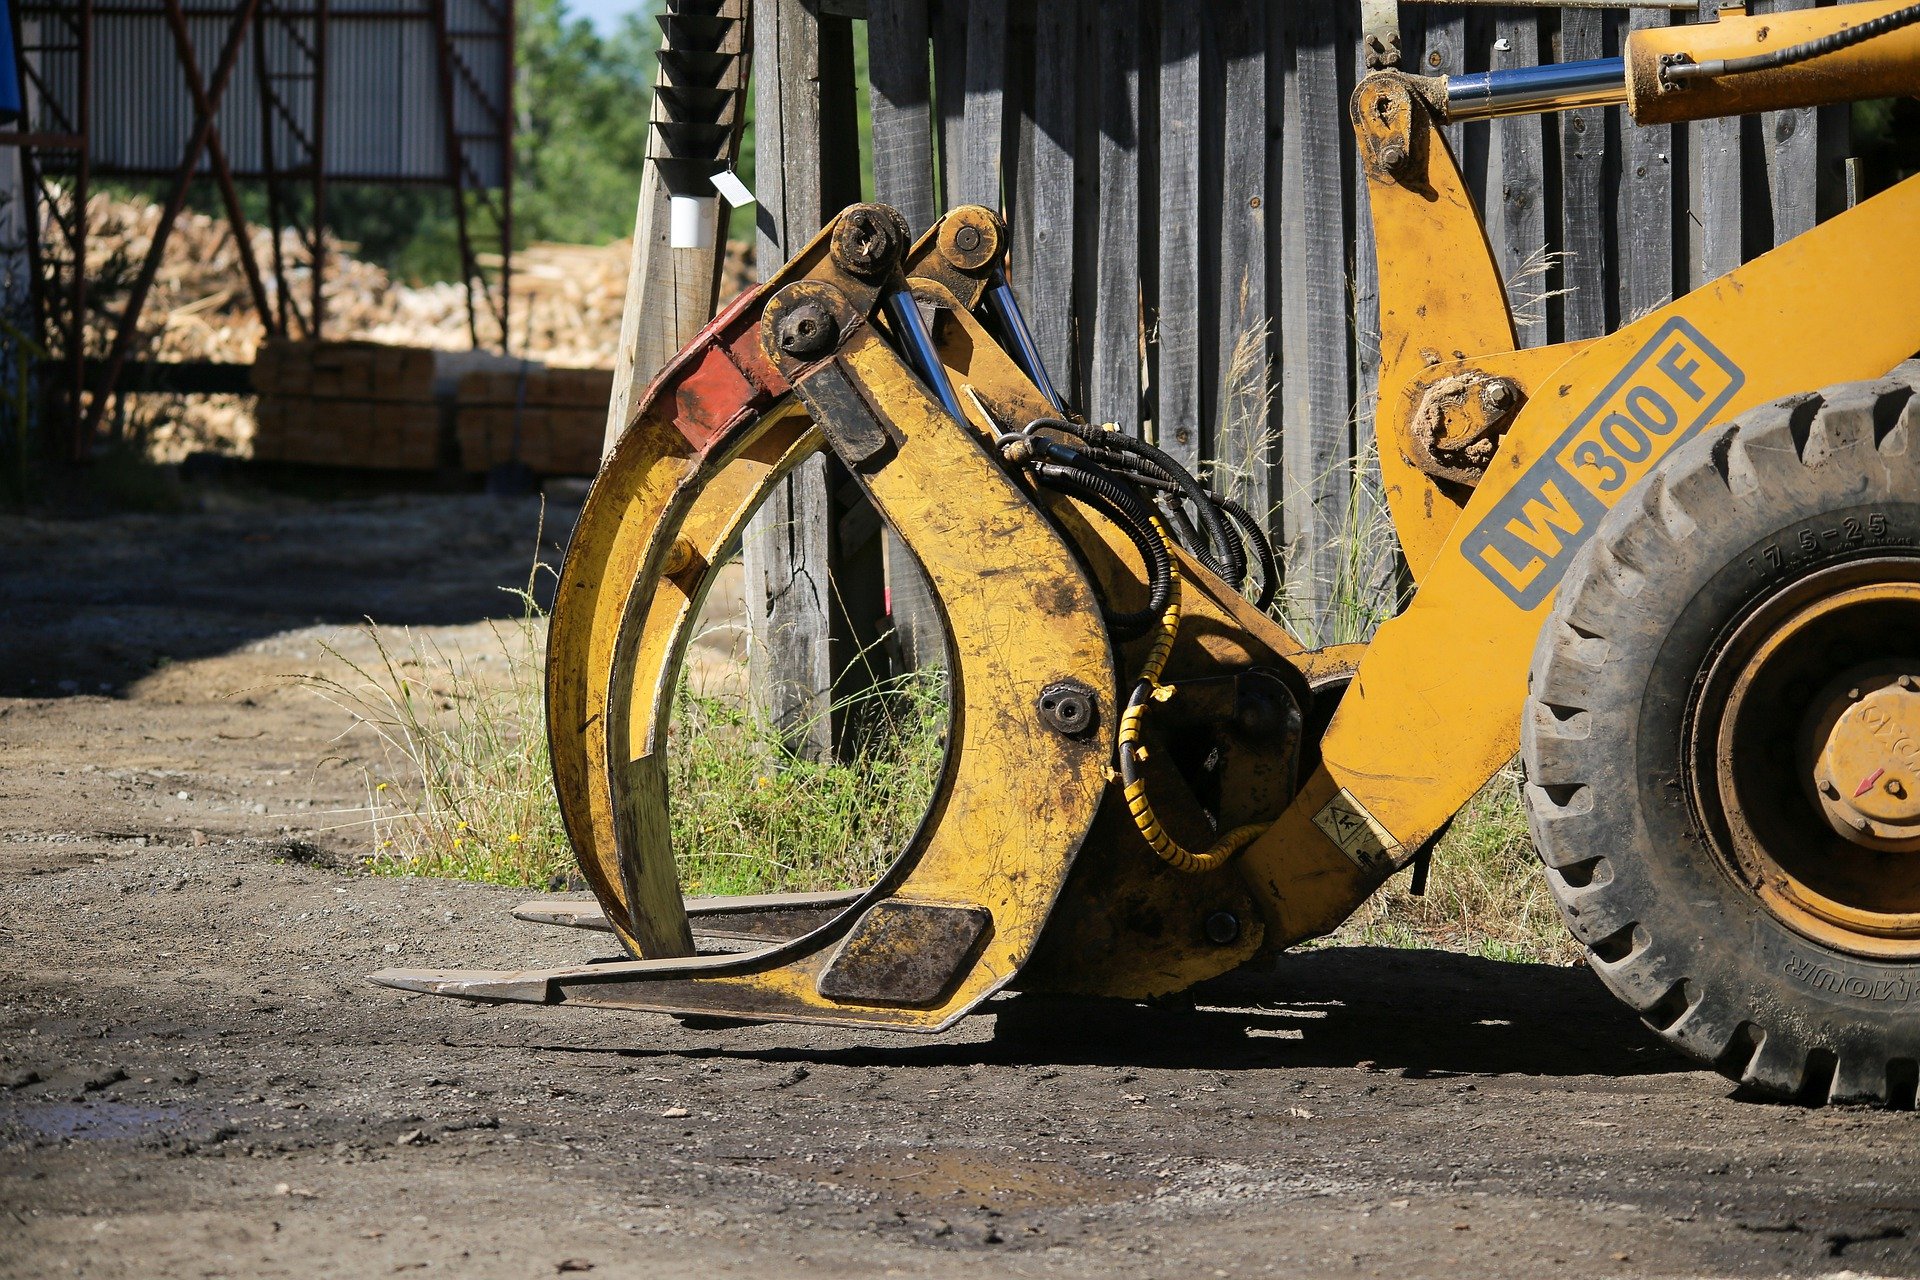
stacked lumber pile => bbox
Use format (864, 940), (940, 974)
(250, 340), (442, 470)
(455, 364), (615, 476)
(90, 192), (757, 464)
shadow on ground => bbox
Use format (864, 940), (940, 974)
(465, 945), (1686, 1082)
(0, 483), (577, 696)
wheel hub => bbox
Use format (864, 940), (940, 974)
(1689, 559), (1920, 959)
(1811, 673), (1920, 851)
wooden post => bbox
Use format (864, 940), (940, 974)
(1492, 10), (1548, 347)
(1156, 0), (1202, 474)
(869, 0), (943, 673)
(743, 0), (875, 760)
(1088, 0), (1141, 436)
(1212, 1), (1269, 513)
(1689, 0), (1744, 286)
(1276, 3), (1350, 638)
(958, 0), (1007, 208)
(1012, 1), (1077, 403)
(934, 0), (969, 209)
(1620, 4), (1677, 318)
(1559, 6), (1610, 341)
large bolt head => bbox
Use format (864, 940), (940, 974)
(831, 207), (900, 279)
(1036, 679), (1098, 737)
(1203, 911), (1241, 946)
(775, 300), (838, 360)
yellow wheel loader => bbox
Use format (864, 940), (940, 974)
(378, 2), (1920, 1106)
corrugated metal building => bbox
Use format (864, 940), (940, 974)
(29, 0), (509, 185)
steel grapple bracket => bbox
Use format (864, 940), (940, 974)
(374, 205), (1124, 1029)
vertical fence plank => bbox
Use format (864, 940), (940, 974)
(869, 0), (941, 671)
(958, 0), (1006, 208)
(1137, 1), (1162, 447)
(743, 0), (878, 759)
(1073, 0), (1104, 405)
(1559, 7), (1609, 340)
(1155, 0), (1201, 473)
(744, 0), (831, 758)
(1689, 0), (1743, 285)
(934, 0), (969, 209)
(1015, 1), (1077, 402)
(818, 14), (888, 723)
(1491, 11), (1548, 347)
(1620, 5), (1676, 319)
(1089, 0), (1141, 434)
(1412, 6), (1466, 156)
(1761, 0), (1819, 243)
(870, 0), (937, 231)
(1342, 4), (1397, 623)
(1001, 8), (1036, 264)
(1277, 3), (1350, 635)
(1212, 0), (1269, 511)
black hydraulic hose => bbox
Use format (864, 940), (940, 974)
(1063, 445), (1242, 584)
(1033, 419), (1247, 589)
(1044, 441), (1245, 583)
(1030, 460), (1174, 637)
(1663, 3), (1920, 84)
(1216, 493), (1280, 613)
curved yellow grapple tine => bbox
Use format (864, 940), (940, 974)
(547, 404), (819, 958)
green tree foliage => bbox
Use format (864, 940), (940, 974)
(322, 0), (661, 282)
(512, 0), (660, 248)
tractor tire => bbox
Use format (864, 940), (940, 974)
(1523, 361), (1920, 1107)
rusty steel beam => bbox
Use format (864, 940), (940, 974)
(79, 0), (260, 451)
(162, 0), (277, 333)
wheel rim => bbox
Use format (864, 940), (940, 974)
(1689, 555), (1920, 960)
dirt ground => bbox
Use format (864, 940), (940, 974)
(3, 483), (1918, 1280)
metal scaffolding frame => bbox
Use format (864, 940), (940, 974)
(3, 0), (515, 459)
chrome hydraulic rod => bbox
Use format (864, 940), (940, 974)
(884, 287), (967, 421)
(1444, 56), (1627, 122)
(983, 269), (1069, 417)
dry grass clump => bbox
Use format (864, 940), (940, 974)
(300, 589), (573, 888)
(1326, 764), (1579, 964)
(299, 573), (947, 897)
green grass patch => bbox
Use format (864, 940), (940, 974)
(666, 672), (946, 896)
(304, 554), (1570, 963)
(1324, 765), (1578, 964)
(301, 589), (946, 897)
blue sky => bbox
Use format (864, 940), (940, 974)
(568, 0), (646, 35)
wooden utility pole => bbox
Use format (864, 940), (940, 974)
(602, 0), (749, 452)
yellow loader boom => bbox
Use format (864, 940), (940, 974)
(378, 2), (1920, 1106)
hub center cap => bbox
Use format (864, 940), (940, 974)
(1812, 674), (1920, 851)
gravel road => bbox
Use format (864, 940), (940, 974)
(3, 489), (1916, 1280)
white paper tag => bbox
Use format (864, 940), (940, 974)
(710, 168), (756, 208)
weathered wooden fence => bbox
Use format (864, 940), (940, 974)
(733, 0), (1847, 757)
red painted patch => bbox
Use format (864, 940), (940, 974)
(631, 282), (790, 455)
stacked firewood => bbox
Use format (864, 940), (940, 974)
(453, 364), (616, 477)
(87, 193), (756, 463)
